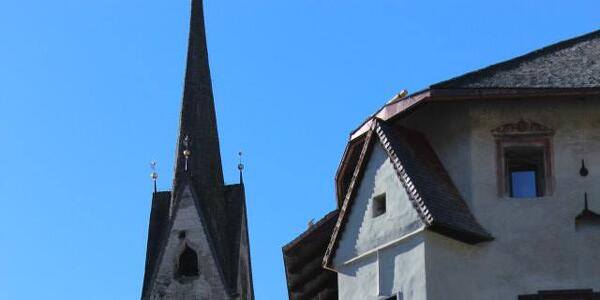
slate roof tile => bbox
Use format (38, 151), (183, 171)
(433, 29), (600, 88)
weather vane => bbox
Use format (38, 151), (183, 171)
(150, 160), (158, 193)
(183, 135), (192, 172)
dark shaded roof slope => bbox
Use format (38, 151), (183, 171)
(324, 120), (492, 268)
(433, 29), (600, 88)
(284, 210), (339, 300)
(141, 191), (171, 300)
(222, 183), (247, 291)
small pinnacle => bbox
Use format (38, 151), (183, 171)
(150, 160), (158, 193)
(238, 151), (245, 184)
(238, 151), (245, 171)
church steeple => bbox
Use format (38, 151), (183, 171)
(173, 0), (224, 197)
(142, 1), (254, 299)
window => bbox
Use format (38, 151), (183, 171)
(372, 194), (386, 218)
(492, 119), (554, 198)
(176, 244), (199, 279)
(505, 147), (545, 197)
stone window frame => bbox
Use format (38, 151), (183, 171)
(493, 119), (555, 198)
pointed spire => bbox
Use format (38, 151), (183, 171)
(173, 0), (224, 196)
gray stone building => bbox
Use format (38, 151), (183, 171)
(285, 30), (600, 300)
(141, 1), (254, 299)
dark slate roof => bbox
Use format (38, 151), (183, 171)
(324, 120), (492, 268)
(432, 29), (600, 88)
(283, 210), (339, 300)
(222, 183), (247, 291)
(348, 30), (600, 142)
(377, 122), (492, 243)
(141, 191), (171, 300)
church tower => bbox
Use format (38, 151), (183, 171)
(141, 1), (254, 299)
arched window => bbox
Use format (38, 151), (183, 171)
(177, 244), (199, 278)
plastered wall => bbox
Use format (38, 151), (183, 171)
(335, 98), (600, 300)
(333, 144), (426, 299)
(404, 98), (600, 299)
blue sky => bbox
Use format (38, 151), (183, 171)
(0, 0), (598, 299)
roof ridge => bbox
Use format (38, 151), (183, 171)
(432, 29), (600, 88)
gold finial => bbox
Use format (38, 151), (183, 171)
(150, 160), (158, 193)
(183, 135), (191, 172)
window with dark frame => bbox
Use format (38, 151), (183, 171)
(372, 193), (386, 218)
(505, 147), (545, 198)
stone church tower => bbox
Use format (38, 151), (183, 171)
(141, 1), (254, 299)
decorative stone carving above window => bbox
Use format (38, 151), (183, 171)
(491, 119), (554, 137)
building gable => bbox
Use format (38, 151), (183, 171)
(332, 143), (425, 267)
(148, 183), (228, 300)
